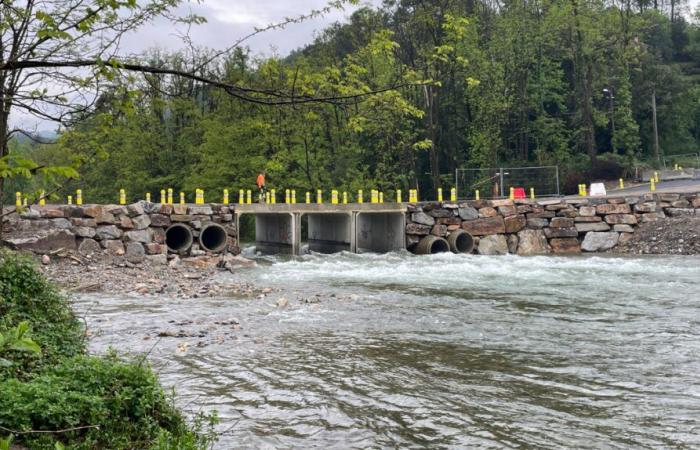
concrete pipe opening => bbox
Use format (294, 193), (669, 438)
(414, 235), (450, 255)
(447, 230), (474, 254)
(199, 223), (228, 253)
(165, 223), (194, 253)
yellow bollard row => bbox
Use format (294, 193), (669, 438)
(306, 192), (311, 204)
(332, 189), (338, 205)
(292, 190), (297, 204)
(342, 191), (347, 204)
(654, 171), (659, 183)
(475, 190), (480, 201)
(239, 189), (245, 204)
(67, 195), (73, 205)
(396, 189), (402, 203)
(578, 184), (587, 196)
(317, 189), (322, 204)
(265, 191), (271, 204)
(223, 189), (229, 204)
(379, 192), (384, 203)
(450, 187), (457, 202)
(161, 189), (166, 204)
(408, 189), (418, 202)
(146, 192), (151, 203)
(357, 189), (363, 203)
(15, 192), (21, 207)
(76, 189), (83, 205)
(271, 189), (276, 204)
(167, 188), (174, 205)
(180, 192), (186, 205)
(285, 189), (291, 204)
(246, 190), (252, 204)
(371, 189), (378, 204)
(437, 188), (443, 202)
(119, 189), (126, 205)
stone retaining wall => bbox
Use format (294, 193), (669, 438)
(406, 192), (700, 254)
(2, 202), (237, 264)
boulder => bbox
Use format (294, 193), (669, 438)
(619, 232), (634, 244)
(478, 207), (498, 217)
(50, 218), (72, 229)
(507, 234), (519, 254)
(578, 206), (596, 217)
(126, 202), (146, 217)
(581, 231), (619, 252)
(72, 226), (96, 238)
(124, 229), (152, 243)
(125, 242), (145, 263)
(461, 216), (505, 236)
(574, 216), (602, 222)
(131, 214), (151, 230)
(575, 222), (610, 233)
(71, 218), (96, 227)
(406, 223), (431, 235)
(527, 211), (555, 219)
(95, 212), (116, 224)
(613, 224), (635, 233)
(490, 199), (514, 207)
(549, 238), (581, 254)
(634, 202), (656, 213)
(95, 225), (122, 240)
(82, 205), (103, 218)
(516, 205), (533, 214)
(659, 193), (680, 202)
(596, 203), (631, 215)
(545, 203), (569, 211)
(604, 214), (637, 225)
(4, 230), (76, 253)
(411, 211), (435, 226)
(477, 234), (508, 255)
(431, 224), (447, 237)
(41, 208), (64, 218)
(692, 197), (700, 208)
(151, 227), (166, 244)
(550, 217), (574, 228)
(666, 208), (695, 217)
(504, 214), (526, 233)
(145, 243), (166, 254)
(641, 212), (661, 222)
(119, 216), (134, 229)
(78, 238), (102, 256)
(516, 230), (550, 255)
(497, 205), (517, 217)
(103, 239), (125, 255)
(526, 218), (549, 229)
(457, 206), (479, 220)
(671, 199), (690, 208)
(557, 209), (579, 218)
(188, 205), (213, 215)
(149, 214), (171, 227)
(544, 227), (578, 238)
(428, 208), (452, 218)
(607, 198), (625, 204)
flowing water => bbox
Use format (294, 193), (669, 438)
(73, 253), (700, 449)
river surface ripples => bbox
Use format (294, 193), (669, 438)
(73, 253), (700, 449)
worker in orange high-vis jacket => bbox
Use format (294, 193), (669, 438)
(256, 172), (266, 203)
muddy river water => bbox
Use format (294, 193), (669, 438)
(73, 253), (700, 448)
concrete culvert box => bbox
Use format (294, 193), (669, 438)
(165, 223), (194, 253)
(199, 223), (228, 253)
(414, 235), (450, 254)
(447, 230), (474, 253)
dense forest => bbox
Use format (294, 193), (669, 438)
(7, 0), (700, 202)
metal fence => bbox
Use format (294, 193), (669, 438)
(455, 166), (560, 199)
(662, 153), (700, 169)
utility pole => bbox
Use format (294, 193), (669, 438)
(652, 89), (661, 166)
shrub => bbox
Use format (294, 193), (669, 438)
(0, 250), (84, 377)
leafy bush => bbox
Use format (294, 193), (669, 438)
(0, 353), (216, 449)
(0, 250), (84, 376)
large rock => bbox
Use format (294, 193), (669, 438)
(497, 205), (517, 217)
(411, 211), (435, 226)
(544, 227), (578, 238)
(581, 232), (619, 251)
(666, 208), (695, 217)
(478, 207), (498, 217)
(103, 239), (125, 255)
(526, 218), (549, 229)
(550, 238), (581, 254)
(188, 205), (213, 215)
(126, 202), (146, 217)
(131, 214), (151, 230)
(124, 229), (152, 243)
(457, 206), (479, 220)
(575, 222), (611, 233)
(406, 223), (431, 235)
(504, 214), (526, 233)
(461, 216), (505, 236)
(95, 225), (122, 240)
(550, 217), (574, 228)
(4, 230), (76, 252)
(596, 203), (631, 215)
(604, 214), (637, 225)
(149, 214), (171, 227)
(95, 212), (116, 224)
(516, 230), (550, 255)
(82, 205), (103, 218)
(477, 234), (508, 255)
(507, 234), (519, 253)
(613, 224), (635, 233)
(574, 216), (602, 222)
(125, 242), (145, 263)
(50, 218), (72, 229)
(428, 208), (452, 218)
(431, 224), (447, 237)
(71, 226), (96, 238)
(78, 238), (102, 256)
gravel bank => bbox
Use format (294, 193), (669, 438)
(612, 216), (700, 255)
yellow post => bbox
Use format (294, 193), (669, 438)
(76, 189), (83, 205)
(223, 189), (229, 204)
(379, 192), (384, 203)
(317, 189), (323, 204)
(530, 187), (535, 200)
(578, 184), (583, 196)
(271, 189), (276, 204)
(244, 190), (250, 204)
(475, 190), (480, 201)
(306, 192), (311, 204)
(509, 186), (514, 200)
(200, 189), (205, 204)
(285, 189), (290, 204)
(679, 166), (683, 171)
(414, 189), (419, 202)
(332, 189), (338, 204)
(39, 190), (46, 206)
(146, 192), (151, 203)
(292, 190), (297, 204)
(160, 189), (166, 204)
(650, 178), (656, 191)
(582, 184), (587, 196)
(674, 163), (678, 170)
(343, 191), (348, 204)
(654, 171), (659, 183)
(450, 187), (457, 202)
(167, 188), (173, 205)
(119, 189), (126, 205)
(619, 178), (624, 189)
(15, 192), (21, 207)
(23, 197), (27, 207)
(239, 189), (244, 204)
(397, 189), (402, 203)
(371, 189), (378, 204)
(358, 189), (363, 204)
(67, 195), (72, 205)
(180, 192), (185, 204)
(438, 188), (443, 202)
(265, 191), (270, 203)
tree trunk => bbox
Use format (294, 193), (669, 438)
(423, 85), (440, 194)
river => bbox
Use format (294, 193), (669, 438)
(73, 252), (700, 448)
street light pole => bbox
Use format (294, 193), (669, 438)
(603, 88), (615, 152)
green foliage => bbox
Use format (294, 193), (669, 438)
(0, 321), (42, 368)
(0, 251), (84, 376)
(0, 353), (217, 449)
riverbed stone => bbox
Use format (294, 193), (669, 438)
(126, 202), (145, 217)
(490, 199), (514, 207)
(411, 211), (435, 226)
(556, 209), (579, 218)
(504, 214), (526, 233)
(145, 243), (166, 254)
(659, 193), (680, 202)
(125, 242), (145, 263)
(581, 231), (619, 251)
(618, 232), (634, 244)
(549, 238), (581, 254)
(457, 206), (479, 220)
(171, 214), (193, 222)
(604, 214), (637, 225)
(95, 225), (122, 240)
(527, 211), (555, 219)
(42, 208), (64, 218)
(5, 230), (77, 252)
(70, 218), (96, 227)
(516, 230), (550, 255)
(461, 216), (505, 235)
(596, 203), (631, 215)
(78, 238), (102, 256)
(50, 218), (72, 229)
(692, 197), (700, 208)
(575, 222), (610, 233)
(641, 212), (661, 222)
(477, 234), (508, 255)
